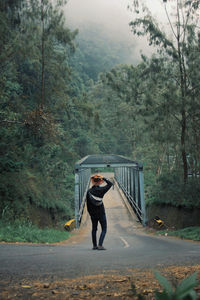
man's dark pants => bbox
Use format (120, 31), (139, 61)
(91, 213), (107, 247)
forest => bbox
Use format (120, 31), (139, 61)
(0, 0), (200, 229)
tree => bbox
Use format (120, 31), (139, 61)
(18, 0), (77, 111)
(129, 0), (200, 182)
(0, 0), (23, 72)
(0, 0), (96, 223)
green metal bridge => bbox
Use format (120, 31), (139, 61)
(74, 154), (146, 227)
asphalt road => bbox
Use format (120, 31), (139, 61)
(0, 176), (200, 282)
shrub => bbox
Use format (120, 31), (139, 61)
(0, 220), (71, 243)
(147, 171), (200, 208)
(154, 271), (197, 300)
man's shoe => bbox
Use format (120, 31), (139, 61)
(97, 246), (106, 250)
(92, 246), (98, 250)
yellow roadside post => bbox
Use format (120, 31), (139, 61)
(154, 216), (165, 228)
(64, 219), (76, 231)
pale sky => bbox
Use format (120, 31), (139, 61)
(64, 0), (170, 61)
(64, 0), (135, 40)
(64, 0), (167, 27)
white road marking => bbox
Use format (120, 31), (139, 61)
(119, 236), (130, 248)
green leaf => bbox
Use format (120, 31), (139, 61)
(185, 290), (197, 300)
(154, 272), (173, 296)
(175, 272), (197, 299)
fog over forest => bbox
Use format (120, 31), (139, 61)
(64, 0), (165, 65)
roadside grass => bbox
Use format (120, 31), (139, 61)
(0, 220), (71, 243)
(157, 226), (200, 241)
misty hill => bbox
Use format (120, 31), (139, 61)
(70, 23), (139, 82)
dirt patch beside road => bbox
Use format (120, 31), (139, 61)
(1, 265), (200, 299)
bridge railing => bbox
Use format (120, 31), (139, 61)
(74, 167), (91, 227)
(114, 163), (146, 226)
(74, 155), (146, 228)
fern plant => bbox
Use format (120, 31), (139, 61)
(154, 271), (198, 300)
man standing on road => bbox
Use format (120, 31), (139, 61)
(86, 174), (113, 250)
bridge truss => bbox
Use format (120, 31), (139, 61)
(74, 155), (146, 227)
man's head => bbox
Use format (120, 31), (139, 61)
(91, 174), (104, 186)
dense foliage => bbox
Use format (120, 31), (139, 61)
(0, 0), (200, 226)
(0, 0), (98, 223)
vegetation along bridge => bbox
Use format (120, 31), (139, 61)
(74, 154), (146, 227)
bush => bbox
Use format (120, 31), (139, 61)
(159, 227), (200, 241)
(154, 271), (197, 300)
(131, 271), (198, 300)
(0, 167), (74, 223)
(147, 171), (200, 208)
(0, 220), (71, 243)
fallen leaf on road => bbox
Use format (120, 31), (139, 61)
(0, 265), (200, 299)
(77, 284), (91, 290)
(112, 279), (128, 283)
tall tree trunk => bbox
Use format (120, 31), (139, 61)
(177, 1), (188, 183)
(156, 146), (166, 176)
(41, 0), (45, 110)
(181, 110), (188, 182)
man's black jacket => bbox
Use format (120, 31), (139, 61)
(86, 178), (113, 218)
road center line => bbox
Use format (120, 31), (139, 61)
(119, 236), (130, 248)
